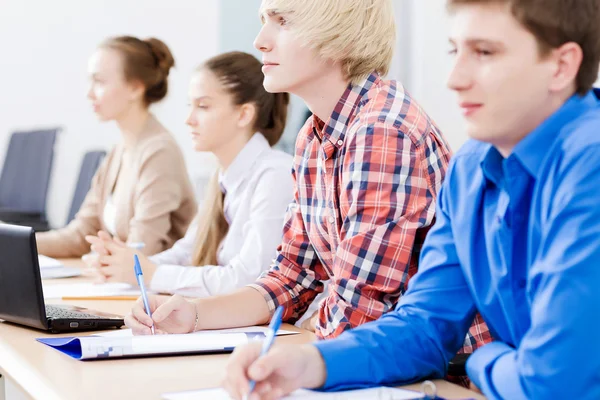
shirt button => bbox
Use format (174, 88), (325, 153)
(328, 216), (335, 224)
(518, 279), (527, 288)
(337, 140), (343, 146)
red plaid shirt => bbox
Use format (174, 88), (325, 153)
(251, 73), (482, 343)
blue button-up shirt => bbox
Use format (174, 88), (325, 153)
(315, 89), (600, 399)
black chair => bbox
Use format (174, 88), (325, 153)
(0, 128), (59, 232)
(65, 150), (106, 224)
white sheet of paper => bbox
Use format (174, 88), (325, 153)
(75, 332), (249, 359)
(42, 282), (140, 299)
(40, 266), (82, 280)
(38, 255), (63, 269)
(162, 387), (421, 400)
(96, 326), (299, 338)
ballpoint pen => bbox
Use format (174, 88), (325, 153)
(133, 254), (155, 335)
(244, 305), (284, 400)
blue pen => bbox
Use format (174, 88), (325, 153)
(245, 305), (284, 399)
(133, 254), (155, 335)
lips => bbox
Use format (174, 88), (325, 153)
(459, 102), (483, 117)
(262, 61), (279, 72)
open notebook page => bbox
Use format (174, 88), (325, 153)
(162, 387), (422, 400)
(42, 282), (141, 299)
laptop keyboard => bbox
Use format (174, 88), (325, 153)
(45, 305), (101, 320)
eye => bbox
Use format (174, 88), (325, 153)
(475, 48), (494, 57)
(448, 48), (458, 56)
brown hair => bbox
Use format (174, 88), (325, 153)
(447, 0), (600, 95)
(191, 51), (290, 266)
(100, 36), (175, 106)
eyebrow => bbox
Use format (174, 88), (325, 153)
(260, 10), (286, 23)
(190, 96), (212, 102)
(449, 38), (506, 48)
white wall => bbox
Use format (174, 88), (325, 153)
(0, 0), (219, 228)
(397, 0), (468, 152)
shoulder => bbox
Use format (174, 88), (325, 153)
(348, 79), (442, 148)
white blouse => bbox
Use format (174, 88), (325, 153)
(102, 195), (117, 236)
(149, 133), (294, 298)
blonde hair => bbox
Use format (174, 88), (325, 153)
(259, 0), (396, 83)
(190, 51), (289, 266)
(191, 173), (228, 266)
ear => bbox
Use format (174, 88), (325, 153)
(549, 42), (583, 93)
(128, 79), (146, 103)
(237, 103), (257, 129)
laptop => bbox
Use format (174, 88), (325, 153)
(0, 224), (125, 333)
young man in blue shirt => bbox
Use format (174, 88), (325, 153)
(222, 1), (600, 399)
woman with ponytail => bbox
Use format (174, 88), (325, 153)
(36, 36), (197, 258)
(87, 51), (293, 298)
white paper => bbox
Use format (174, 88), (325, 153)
(96, 326), (299, 338)
(162, 387), (421, 400)
(40, 266), (82, 280)
(74, 332), (250, 359)
(38, 255), (63, 269)
(42, 282), (141, 299)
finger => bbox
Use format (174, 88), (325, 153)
(131, 303), (154, 326)
(85, 235), (102, 245)
(98, 255), (116, 266)
(152, 295), (185, 323)
(124, 313), (152, 335)
(98, 265), (118, 278)
(248, 351), (285, 382)
(97, 230), (113, 241)
(225, 344), (262, 398)
(90, 243), (110, 255)
(114, 236), (126, 245)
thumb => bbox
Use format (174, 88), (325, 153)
(248, 348), (287, 381)
(152, 295), (184, 323)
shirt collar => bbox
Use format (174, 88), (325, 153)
(513, 89), (600, 179)
(312, 72), (380, 149)
(218, 133), (270, 194)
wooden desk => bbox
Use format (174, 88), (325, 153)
(0, 259), (485, 400)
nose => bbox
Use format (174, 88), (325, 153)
(253, 24), (272, 54)
(185, 107), (195, 127)
(87, 84), (95, 101)
(447, 51), (473, 93)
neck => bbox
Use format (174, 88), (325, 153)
(295, 69), (349, 122)
(116, 105), (150, 148)
(495, 90), (576, 158)
(214, 131), (254, 171)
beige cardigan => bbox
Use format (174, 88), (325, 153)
(36, 115), (197, 258)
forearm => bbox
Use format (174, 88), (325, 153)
(194, 287), (271, 330)
(36, 225), (92, 258)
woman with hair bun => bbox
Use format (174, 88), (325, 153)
(36, 36), (197, 258)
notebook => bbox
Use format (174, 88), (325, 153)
(161, 387), (423, 400)
(38, 255), (82, 279)
(37, 326), (298, 360)
(42, 282), (141, 299)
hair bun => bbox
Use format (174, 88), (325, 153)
(144, 37), (175, 76)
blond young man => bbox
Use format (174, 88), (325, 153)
(221, 0), (600, 399)
(127, 0), (486, 351)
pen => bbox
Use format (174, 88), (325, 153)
(244, 305), (284, 400)
(133, 254), (155, 335)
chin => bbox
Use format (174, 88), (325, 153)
(262, 77), (289, 94)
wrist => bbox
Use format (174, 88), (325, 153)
(301, 344), (327, 389)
